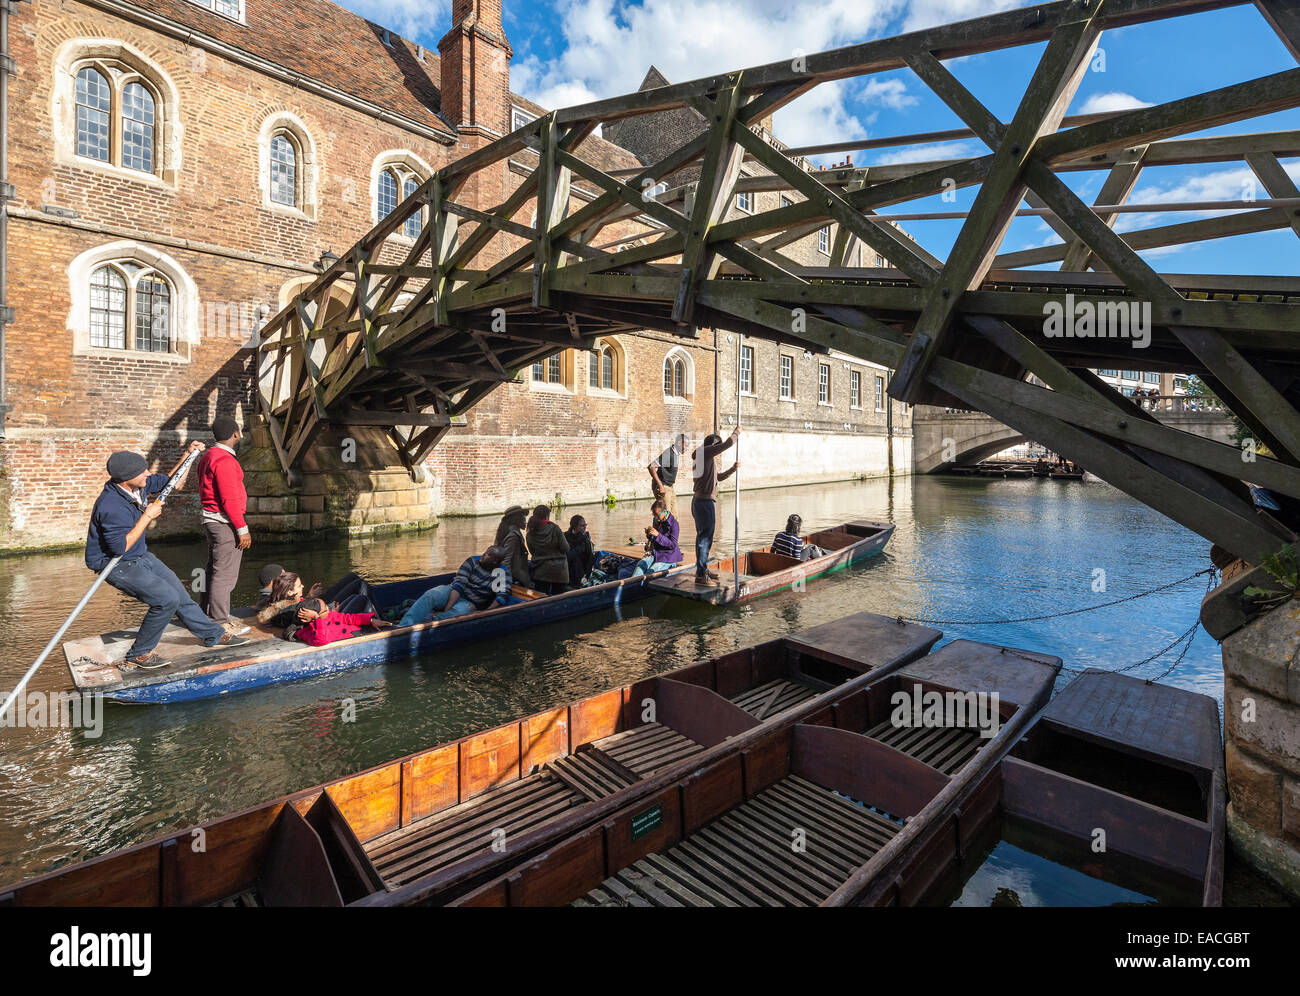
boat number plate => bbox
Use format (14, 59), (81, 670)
(630, 803), (663, 840)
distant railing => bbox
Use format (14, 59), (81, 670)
(1135, 394), (1226, 414)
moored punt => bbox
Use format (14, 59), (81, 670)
(647, 520), (893, 606)
(451, 640), (1062, 907)
(4, 612), (940, 907)
(861, 669), (1225, 908)
(63, 553), (686, 704)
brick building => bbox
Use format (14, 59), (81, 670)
(0, 0), (910, 552)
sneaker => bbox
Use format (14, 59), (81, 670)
(206, 633), (252, 649)
(126, 652), (171, 670)
(705, 570), (720, 581)
(224, 623), (251, 637)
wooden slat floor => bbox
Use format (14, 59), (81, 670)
(729, 678), (821, 721)
(573, 775), (903, 907)
(363, 724), (704, 888)
(365, 773), (586, 886)
(596, 723), (706, 775)
(862, 718), (985, 776)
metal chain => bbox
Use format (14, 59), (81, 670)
(895, 566), (1215, 627)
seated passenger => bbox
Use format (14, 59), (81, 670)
(525, 504), (570, 595)
(258, 571), (373, 628)
(254, 563), (286, 610)
(631, 500), (683, 576)
(771, 515), (824, 562)
(290, 598), (391, 646)
(565, 514), (596, 588)
(399, 546), (512, 626)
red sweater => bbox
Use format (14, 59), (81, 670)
(198, 445), (248, 531)
(294, 612), (376, 646)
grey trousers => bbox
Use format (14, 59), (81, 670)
(202, 520), (243, 623)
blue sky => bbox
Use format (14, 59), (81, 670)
(336, 0), (1300, 276)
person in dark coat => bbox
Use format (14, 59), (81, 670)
(494, 505), (531, 588)
(565, 514), (597, 587)
(526, 504), (570, 595)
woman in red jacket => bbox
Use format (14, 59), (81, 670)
(289, 598), (391, 646)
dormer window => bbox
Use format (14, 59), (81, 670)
(187, 0), (244, 23)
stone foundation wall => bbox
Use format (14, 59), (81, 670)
(1221, 600), (1300, 898)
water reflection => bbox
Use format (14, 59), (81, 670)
(0, 475), (1221, 882)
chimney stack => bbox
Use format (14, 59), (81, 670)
(438, 0), (513, 134)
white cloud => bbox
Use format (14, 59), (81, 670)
(1077, 91), (1154, 115)
(336, 0), (451, 42)
(507, 0), (908, 143)
(874, 140), (974, 166)
(899, 0), (1032, 33)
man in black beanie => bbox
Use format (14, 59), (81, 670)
(85, 443), (249, 669)
(197, 414), (250, 626)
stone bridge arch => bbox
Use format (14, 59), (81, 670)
(913, 410), (1028, 473)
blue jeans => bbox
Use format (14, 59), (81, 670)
(691, 498), (716, 580)
(632, 556), (678, 577)
(399, 584), (476, 626)
(106, 552), (226, 657)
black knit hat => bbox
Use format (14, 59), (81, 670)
(106, 451), (148, 482)
(258, 563), (286, 587)
(211, 415), (240, 441)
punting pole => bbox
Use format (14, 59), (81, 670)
(0, 447), (202, 718)
(734, 333), (741, 600)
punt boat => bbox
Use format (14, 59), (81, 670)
(645, 519), (894, 606)
(452, 639), (1063, 906)
(6, 612), (939, 906)
(891, 668), (1226, 908)
(62, 550), (686, 705)
(63, 520), (894, 703)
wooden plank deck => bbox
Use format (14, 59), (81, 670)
(785, 613), (942, 675)
(571, 774), (903, 907)
(862, 719), (984, 776)
(729, 678), (821, 721)
(64, 610), (288, 688)
(1040, 668), (1222, 773)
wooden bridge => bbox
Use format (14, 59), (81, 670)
(257, 0), (1300, 567)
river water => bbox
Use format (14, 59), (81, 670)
(0, 475), (1233, 888)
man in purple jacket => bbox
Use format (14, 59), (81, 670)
(631, 500), (683, 576)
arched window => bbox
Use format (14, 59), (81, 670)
(88, 262), (173, 353)
(71, 61), (159, 175)
(258, 112), (317, 217)
(75, 67), (111, 161)
(121, 82), (155, 172)
(587, 338), (625, 394)
(663, 347), (694, 402)
(372, 152), (432, 239)
(269, 133), (298, 207)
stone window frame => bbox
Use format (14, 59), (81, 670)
(818, 360), (832, 406)
(850, 368), (862, 410)
(53, 40), (182, 187)
(371, 150), (434, 243)
(586, 337), (627, 398)
(68, 241), (198, 363)
(875, 374), (886, 412)
(663, 346), (694, 405)
(258, 111), (318, 220)
(529, 351), (577, 394)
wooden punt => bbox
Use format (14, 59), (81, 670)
(647, 519), (893, 606)
(451, 639), (1063, 907)
(63, 552), (691, 705)
(848, 668), (1226, 907)
(2, 611), (940, 907)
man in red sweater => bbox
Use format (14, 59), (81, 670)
(197, 415), (251, 626)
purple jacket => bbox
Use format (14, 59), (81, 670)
(649, 513), (682, 564)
